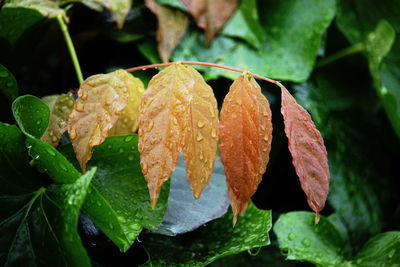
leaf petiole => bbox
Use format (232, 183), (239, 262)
(317, 43), (366, 68)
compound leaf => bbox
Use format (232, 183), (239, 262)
(280, 85), (329, 222)
(219, 75), (272, 224)
(68, 69), (137, 173)
(146, 0), (188, 63)
(182, 0), (238, 43)
(41, 93), (74, 147)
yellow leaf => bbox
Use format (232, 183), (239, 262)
(138, 63), (219, 208)
(219, 75), (272, 225)
(68, 69), (137, 173)
(145, 0), (188, 63)
(109, 75), (144, 135)
(41, 93), (74, 147)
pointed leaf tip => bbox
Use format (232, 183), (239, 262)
(138, 63), (219, 207)
(219, 75), (272, 221)
(280, 85), (330, 215)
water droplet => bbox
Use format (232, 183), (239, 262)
(138, 128), (143, 136)
(263, 135), (269, 142)
(211, 128), (217, 138)
(147, 121), (154, 131)
(47, 147), (56, 156)
(197, 121), (205, 128)
(107, 144), (113, 149)
(96, 200), (102, 207)
(0, 71), (9, 78)
(141, 162), (148, 174)
(75, 102), (84, 112)
(119, 148), (124, 153)
(288, 233), (295, 240)
(101, 129), (108, 137)
(209, 106), (215, 118)
(199, 151), (204, 160)
(138, 144), (144, 152)
(81, 92), (88, 100)
(128, 155), (134, 161)
(36, 119), (42, 125)
(388, 249), (395, 259)
(124, 135), (133, 142)
(59, 163), (68, 172)
(51, 136), (58, 143)
(196, 133), (204, 141)
(302, 238), (311, 247)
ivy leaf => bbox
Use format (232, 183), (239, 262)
(41, 93), (74, 147)
(182, 0), (238, 43)
(154, 155), (229, 236)
(60, 134), (170, 252)
(142, 202), (271, 266)
(68, 69), (138, 173)
(109, 75), (144, 135)
(274, 212), (347, 266)
(0, 64), (18, 101)
(71, 0), (132, 28)
(12, 95), (82, 184)
(280, 85), (329, 223)
(145, 0), (188, 63)
(138, 63), (219, 207)
(219, 75), (272, 224)
(352, 231), (400, 266)
(0, 150), (96, 267)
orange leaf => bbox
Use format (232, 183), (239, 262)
(219, 75), (272, 225)
(146, 0), (188, 63)
(280, 85), (329, 223)
(182, 0), (238, 43)
(68, 70), (137, 173)
(138, 63), (219, 208)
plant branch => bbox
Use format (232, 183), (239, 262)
(125, 61), (281, 86)
(316, 43), (365, 68)
(57, 14), (84, 84)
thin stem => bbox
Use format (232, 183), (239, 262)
(57, 14), (84, 84)
(125, 61), (281, 86)
(317, 43), (365, 68)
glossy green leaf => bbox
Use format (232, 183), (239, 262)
(294, 64), (398, 250)
(154, 155), (229, 236)
(352, 231), (400, 266)
(0, 123), (41, 195)
(142, 202), (271, 266)
(168, 0), (335, 81)
(0, 64), (18, 101)
(12, 95), (81, 183)
(12, 95), (50, 138)
(274, 212), (347, 266)
(0, 167), (96, 266)
(60, 134), (169, 252)
(336, 0), (400, 138)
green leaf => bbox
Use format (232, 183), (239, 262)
(0, 7), (45, 45)
(293, 64), (397, 250)
(12, 95), (50, 138)
(273, 212), (347, 266)
(142, 202), (271, 266)
(154, 155), (229, 236)
(0, 167), (96, 266)
(0, 64), (18, 101)
(221, 0), (264, 49)
(0, 123), (42, 195)
(12, 94), (81, 184)
(4, 0), (64, 17)
(352, 231), (400, 266)
(167, 0), (335, 81)
(60, 134), (170, 252)
(336, 0), (400, 138)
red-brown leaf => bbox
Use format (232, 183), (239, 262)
(280, 85), (329, 223)
(219, 75), (272, 225)
(182, 0), (238, 43)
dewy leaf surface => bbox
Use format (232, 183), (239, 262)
(60, 134), (169, 252)
(142, 202), (271, 266)
(154, 155), (229, 236)
(146, 0), (188, 63)
(138, 63), (218, 207)
(280, 85), (329, 222)
(41, 93), (74, 147)
(182, 0), (238, 43)
(109, 76), (144, 135)
(219, 75), (272, 224)
(68, 69), (135, 173)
